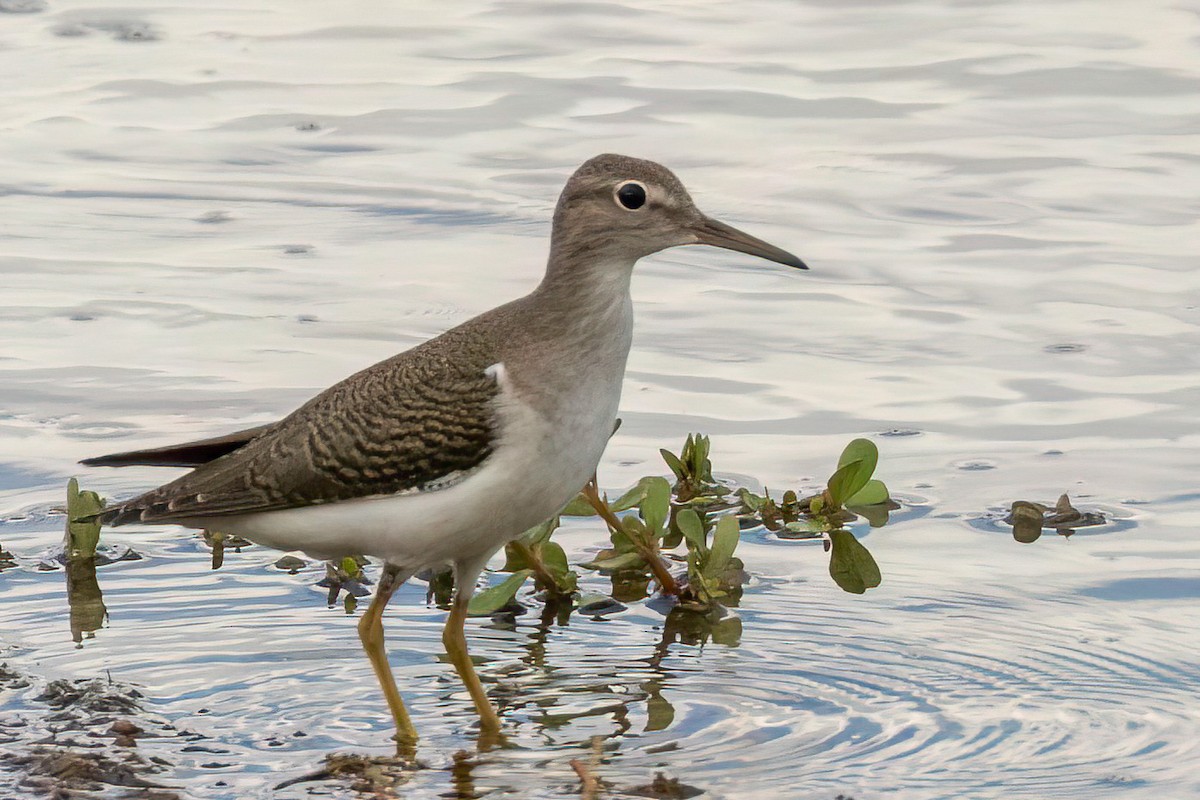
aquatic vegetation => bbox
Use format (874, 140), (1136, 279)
(1005, 494), (1106, 543)
(64, 434), (895, 620)
(319, 555), (372, 613)
(200, 529), (252, 570)
(468, 434), (895, 616)
(64, 478), (104, 560)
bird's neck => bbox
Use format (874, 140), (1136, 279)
(534, 245), (636, 318)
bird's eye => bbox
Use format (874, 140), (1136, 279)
(614, 180), (647, 211)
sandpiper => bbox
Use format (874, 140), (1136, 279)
(82, 153), (806, 742)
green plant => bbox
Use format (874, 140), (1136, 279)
(660, 434), (729, 503)
(675, 509), (745, 609)
(65, 478), (105, 560)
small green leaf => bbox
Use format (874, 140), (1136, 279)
(467, 570), (532, 616)
(845, 479), (890, 507)
(522, 517), (558, 547)
(640, 476), (672, 534)
(704, 515), (740, 580)
(838, 438), (879, 475)
(65, 478), (105, 559)
(676, 508), (707, 555)
(611, 476), (657, 512)
(660, 448), (687, 481)
(827, 530), (882, 594)
(539, 541), (577, 592)
(827, 461), (869, 508)
(581, 551), (646, 572)
(560, 493), (596, 516)
(340, 556), (361, 578)
(828, 439), (878, 506)
(501, 541), (532, 572)
(736, 488), (764, 512)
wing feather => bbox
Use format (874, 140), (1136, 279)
(99, 328), (504, 526)
(80, 423), (275, 468)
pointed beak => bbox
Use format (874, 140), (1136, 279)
(692, 216), (808, 270)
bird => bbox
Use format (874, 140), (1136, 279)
(81, 153), (806, 744)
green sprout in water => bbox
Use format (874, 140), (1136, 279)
(660, 433), (729, 503)
(65, 478), (105, 560)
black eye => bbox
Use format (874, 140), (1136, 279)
(615, 181), (647, 210)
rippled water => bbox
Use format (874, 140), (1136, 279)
(2, 1), (1199, 798)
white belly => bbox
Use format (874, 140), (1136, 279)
(199, 363), (622, 570)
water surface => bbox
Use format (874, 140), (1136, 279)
(2, 1), (1199, 798)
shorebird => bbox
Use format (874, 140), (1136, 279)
(82, 154), (806, 743)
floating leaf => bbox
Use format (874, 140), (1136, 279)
(466, 570), (532, 616)
(827, 529), (882, 594)
(704, 515), (740, 579)
(640, 477), (672, 534)
(845, 479), (890, 507)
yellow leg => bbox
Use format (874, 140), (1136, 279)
(442, 591), (502, 734)
(357, 563), (418, 744)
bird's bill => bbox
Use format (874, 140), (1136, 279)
(692, 216), (808, 270)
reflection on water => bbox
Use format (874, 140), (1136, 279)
(64, 556), (106, 647)
(3, 0), (1200, 796)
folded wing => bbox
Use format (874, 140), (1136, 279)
(96, 334), (502, 527)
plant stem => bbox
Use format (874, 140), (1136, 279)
(581, 480), (680, 596)
(509, 539), (567, 596)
